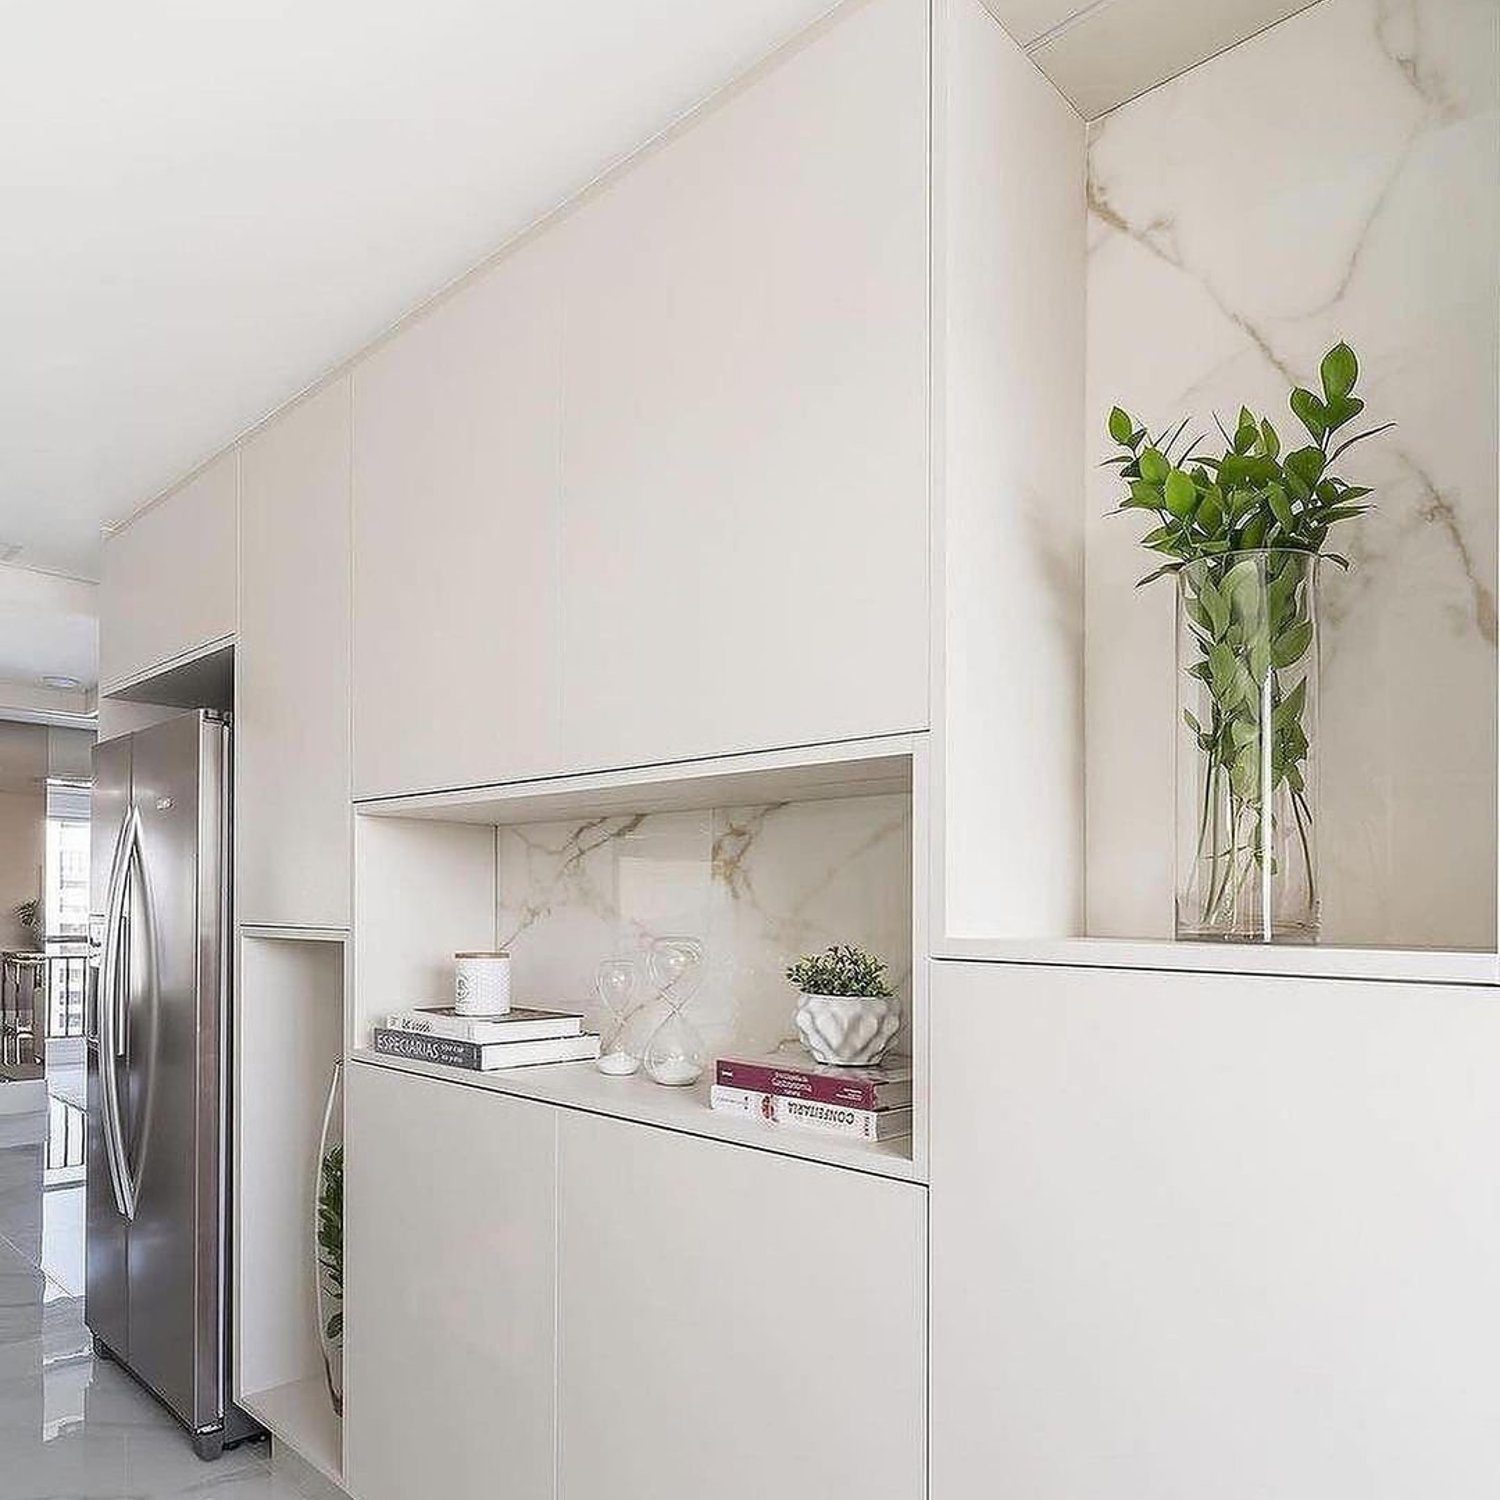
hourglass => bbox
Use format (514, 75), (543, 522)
(594, 957), (646, 1076)
(642, 937), (707, 1087)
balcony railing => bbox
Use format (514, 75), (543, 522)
(0, 943), (90, 1069)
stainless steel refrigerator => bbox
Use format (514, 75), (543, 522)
(86, 709), (258, 1460)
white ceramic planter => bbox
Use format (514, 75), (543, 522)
(794, 991), (901, 1066)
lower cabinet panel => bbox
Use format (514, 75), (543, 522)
(929, 961), (1500, 1500)
(344, 1065), (558, 1500)
(556, 1113), (927, 1500)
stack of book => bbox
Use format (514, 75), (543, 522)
(710, 1052), (913, 1142)
(373, 1006), (600, 1072)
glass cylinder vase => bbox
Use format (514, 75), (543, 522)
(1176, 550), (1320, 943)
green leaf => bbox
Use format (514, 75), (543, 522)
(1249, 637), (1272, 683)
(1197, 578), (1230, 638)
(1267, 483), (1296, 533)
(1234, 408), (1258, 454)
(1266, 555), (1303, 626)
(1285, 446), (1327, 492)
(1231, 744), (1260, 801)
(1273, 619), (1314, 668)
(1273, 677), (1307, 730)
(1163, 468), (1198, 518)
(1139, 447), (1170, 484)
(1320, 341), (1359, 402)
(1323, 393), (1364, 432)
(1208, 641), (1237, 696)
(1108, 406), (1135, 445)
(1290, 387), (1328, 441)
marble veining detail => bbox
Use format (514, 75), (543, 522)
(497, 794), (912, 1057)
(1085, 0), (1498, 947)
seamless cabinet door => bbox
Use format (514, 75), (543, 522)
(558, 0), (930, 771)
(930, 962), (1500, 1500)
(99, 449), (238, 691)
(557, 1114), (926, 1500)
(345, 1065), (557, 1500)
(238, 378), (351, 928)
(351, 236), (564, 799)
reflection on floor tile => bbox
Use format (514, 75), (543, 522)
(0, 1104), (339, 1499)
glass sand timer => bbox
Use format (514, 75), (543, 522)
(594, 957), (647, 1076)
(642, 937), (707, 1087)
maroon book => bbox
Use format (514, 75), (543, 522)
(714, 1054), (912, 1111)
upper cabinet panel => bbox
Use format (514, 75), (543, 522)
(351, 238), (565, 799)
(557, 0), (930, 773)
(238, 378), (352, 929)
(100, 450), (238, 692)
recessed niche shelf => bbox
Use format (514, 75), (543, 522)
(351, 733), (928, 1181)
(234, 931), (347, 1484)
(239, 1374), (343, 1487)
(936, 936), (1498, 987)
(930, 0), (1498, 991)
(353, 732), (917, 825)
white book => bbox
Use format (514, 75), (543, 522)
(384, 1005), (584, 1044)
(710, 1085), (913, 1142)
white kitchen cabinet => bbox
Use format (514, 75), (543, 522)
(557, 0), (929, 772)
(350, 235), (564, 799)
(556, 1111), (926, 1500)
(99, 448), (238, 692)
(929, 960), (1500, 1500)
(344, 1063), (558, 1500)
(238, 378), (351, 929)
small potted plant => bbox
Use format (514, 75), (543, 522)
(786, 944), (900, 1067)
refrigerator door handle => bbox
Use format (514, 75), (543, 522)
(100, 805), (142, 1222)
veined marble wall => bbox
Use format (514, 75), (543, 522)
(1085, 0), (1498, 948)
(495, 793), (912, 1057)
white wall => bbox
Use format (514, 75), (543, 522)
(1084, 0), (1498, 948)
(0, 788), (45, 949)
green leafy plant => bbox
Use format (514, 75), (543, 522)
(14, 900), (42, 949)
(1104, 342), (1389, 935)
(786, 944), (892, 998)
(1104, 342), (1387, 583)
(317, 1144), (343, 1343)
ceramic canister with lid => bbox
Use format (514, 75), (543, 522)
(454, 951), (512, 1016)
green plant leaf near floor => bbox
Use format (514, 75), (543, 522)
(318, 1143), (343, 1343)
(1104, 341), (1389, 933)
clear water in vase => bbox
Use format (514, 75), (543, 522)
(1176, 549), (1321, 943)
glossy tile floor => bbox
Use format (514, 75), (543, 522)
(0, 1080), (339, 1499)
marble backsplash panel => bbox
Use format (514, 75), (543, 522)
(495, 792), (912, 1057)
(1085, 0), (1498, 947)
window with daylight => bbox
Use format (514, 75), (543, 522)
(44, 815), (90, 940)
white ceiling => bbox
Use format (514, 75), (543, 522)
(988, 0), (1322, 115)
(1, 0), (843, 584)
(0, 0), (1317, 698)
